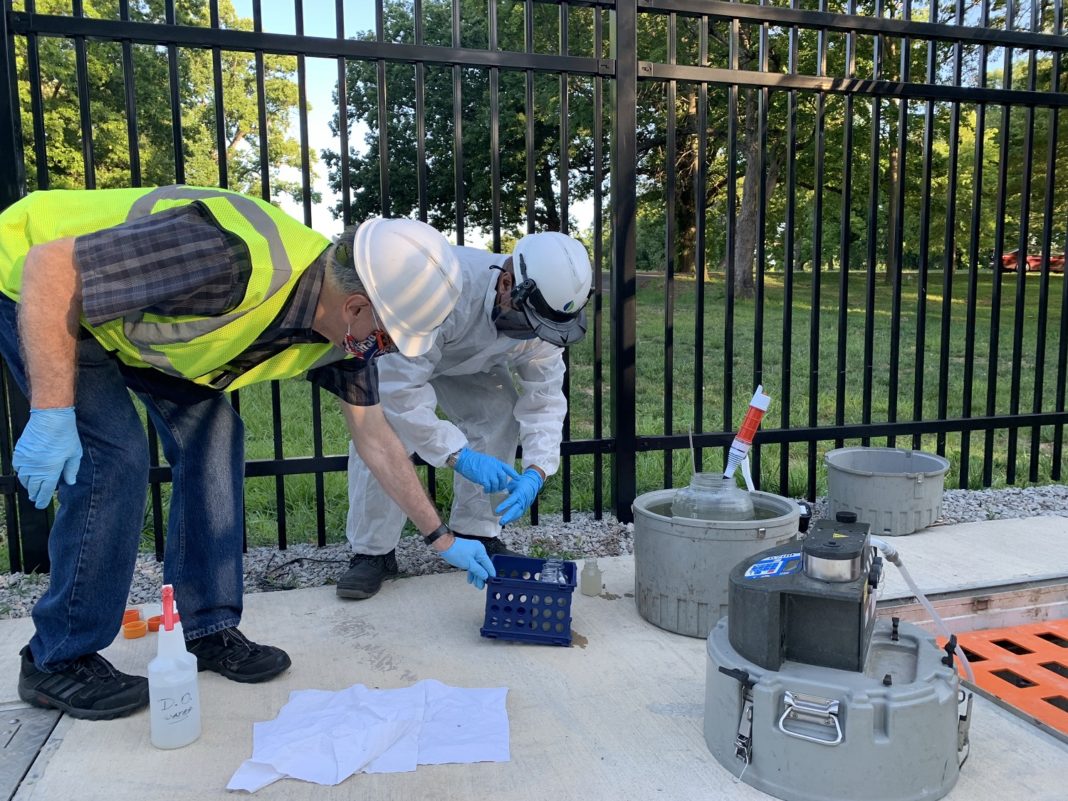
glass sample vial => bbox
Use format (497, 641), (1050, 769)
(540, 557), (565, 584)
(672, 473), (754, 521)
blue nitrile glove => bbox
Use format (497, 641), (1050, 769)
(495, 468), (545, 526)
(452, 446), (520, 493)
(12, 407), (82, 509)
(439, 537), (497, 590)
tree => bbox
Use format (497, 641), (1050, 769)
(324, 0), (599, 239)
(15, 0), (314, 203)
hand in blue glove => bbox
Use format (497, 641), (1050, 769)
(12, 407), (82, 509)
(495, 468), (545, 526)
(452, 447), (520, 494)
(439, 536), (497, 590)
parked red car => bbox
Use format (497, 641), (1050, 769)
(999, 249), (1066, 273)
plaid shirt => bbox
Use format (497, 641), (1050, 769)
(74, 202), (378, 406)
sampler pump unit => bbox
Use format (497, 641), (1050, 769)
(703, 513), (971, 801)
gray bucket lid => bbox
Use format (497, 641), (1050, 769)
(824, 446), (950, 479)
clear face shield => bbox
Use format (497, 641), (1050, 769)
(492, 255), (591, 346)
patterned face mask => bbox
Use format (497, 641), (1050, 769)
(343, 307), (397, 365)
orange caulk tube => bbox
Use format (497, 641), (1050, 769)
(162, 584), (176, 632)
(724, 385), (772, 479)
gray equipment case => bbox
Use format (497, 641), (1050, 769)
(705, 617), (967, 801)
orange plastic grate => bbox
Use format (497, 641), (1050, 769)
(945, 619), (1068, 735)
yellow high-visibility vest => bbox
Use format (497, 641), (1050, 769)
(0, 185), (339, 391)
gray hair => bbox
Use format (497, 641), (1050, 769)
(322, 224), (366, 296)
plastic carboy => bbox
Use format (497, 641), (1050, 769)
(149, 584), (201, 749)
(672, 473), (754, 520)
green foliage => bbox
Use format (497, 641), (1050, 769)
(15, 0), (316, 202)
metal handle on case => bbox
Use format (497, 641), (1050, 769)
(777, 690), (843, 746)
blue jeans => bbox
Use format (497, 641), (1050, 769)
(0, 295), (245, 671)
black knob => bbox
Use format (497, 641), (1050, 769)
(835, 511), (858, 523)
(882, 673), (893, 686)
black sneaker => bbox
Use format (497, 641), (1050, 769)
(336, 550), (399, 600)
(452, 533), (522, 558)
(17, 646), (148, 721)
(186, 627), (291, 683)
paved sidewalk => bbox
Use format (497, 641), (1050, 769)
(2, 518), (1066, 801)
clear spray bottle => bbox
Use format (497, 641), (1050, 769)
(148, 584), (201, 749)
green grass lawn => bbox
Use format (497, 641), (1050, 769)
(4, 267), (1065, 565)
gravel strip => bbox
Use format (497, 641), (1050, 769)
(2, 485), (1067, 620)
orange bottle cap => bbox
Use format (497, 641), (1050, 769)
(147, 615), (162, 632)
(122, 608), (141, 625)
(122, 620), (148, 639)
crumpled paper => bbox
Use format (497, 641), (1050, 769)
(227, 679), (509, 792)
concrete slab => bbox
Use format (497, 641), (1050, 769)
(0, 519), (1064, 801)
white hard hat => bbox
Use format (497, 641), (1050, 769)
(508, 232), (593, 346)
(340, 218), (462, 357)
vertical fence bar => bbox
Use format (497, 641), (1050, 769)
(24, 0), (47, 189)
(961, 0), (990, 488)
(663, 12), (676, 489)
(835, 0), (856, 452)
(295, 0), (325, 546)
(984, 0), (1015, 487)
(118, 0), (141, 186)
(779, 0), (798, 494)
(806, 1), (827, 501)
(0, 0), (23, 206)
(415, 0), (428, 222)
(1051, 0), (1066, 481)
(862, 0), (883, 449)
(912, 19), (936, 450)
(336, 0), (351, 225)
(693, 16), (707, 473)
(593, 7), (604, 518)
(377, 0), (390, 216)
(1030, 50), (1058, 482)
(164, 0), (183, 183)
(209, 0), (228, 187)
(611, 0), (637, 522)
(937, 0), (964, 459)
(887, 0), (911, 449)
(559, 2), (572, 521)
(1007, 1), (1040, 483)
(72, 0), (94, 187)
(753, 2), (769, 483)
(724, 17), (738, 463)
(525, 0), (534, 234)
(488, 0), (500, 248)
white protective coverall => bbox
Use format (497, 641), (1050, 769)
(346, 246), (568, 554)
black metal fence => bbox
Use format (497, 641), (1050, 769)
(1, 0), (1066, 573)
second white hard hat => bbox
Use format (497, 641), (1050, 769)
(509, 232), (593, 346)
(344, 218), (462, 357)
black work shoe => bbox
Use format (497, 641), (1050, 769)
(336, 550), (399, 600)
(186, 627), (291, 683)
(17, 646), (148, 721)
(452, 533), (522, 558)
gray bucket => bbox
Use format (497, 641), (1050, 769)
(632, 490), (800, 638)
(825, 446), (950, 537)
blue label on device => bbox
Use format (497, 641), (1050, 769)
(744, 552), (802, 579)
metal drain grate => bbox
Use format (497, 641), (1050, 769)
(947, 619), (1068, 737)
(1, 706), (61, 801)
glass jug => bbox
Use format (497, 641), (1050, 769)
(672, 473), (754, 521)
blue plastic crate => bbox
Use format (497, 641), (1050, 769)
(480, 555), (576, 646)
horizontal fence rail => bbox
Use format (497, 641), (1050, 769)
(0, 0), (1065, 573)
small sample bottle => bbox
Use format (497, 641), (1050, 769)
(148, 584), (201, 749)
(580, 559), (602, 596)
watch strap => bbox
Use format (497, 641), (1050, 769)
(423, 524), (450, 547)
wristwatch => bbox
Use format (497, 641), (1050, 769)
(423, 524), (451, 546)
(446, 449), (462, 469)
